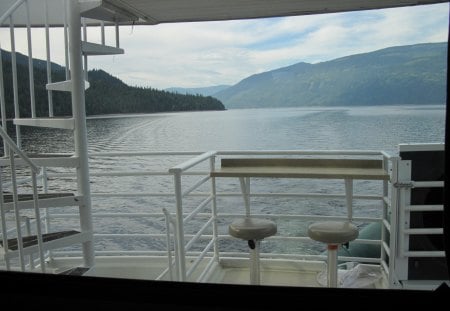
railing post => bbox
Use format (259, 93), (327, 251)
(209, 155), (220, 261)
(173, 170), (186, 281)
(31, 170), (46, 272)
(344, 178), (353, 221)
(380, 155), (389, 277)
(23, 216), (35, 269)
(389, 156), (401, 287)
(0, 169), (11, 270)
(44, 0), (54, 117)
(25, 0), (36, 118)
(9, 148), (25, 270)
(9, 16), (22, 148)
(0, 46), (9, 156)
(68, 0), (95, 268)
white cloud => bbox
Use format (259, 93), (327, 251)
(1, 3), (448, 89)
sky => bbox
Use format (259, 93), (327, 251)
(1, 2), (449, 90)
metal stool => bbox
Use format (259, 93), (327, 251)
(307, 221), (358, 287)
(229, 217), (277, 285)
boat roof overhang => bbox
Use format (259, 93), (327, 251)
(0, 0), (448, 27)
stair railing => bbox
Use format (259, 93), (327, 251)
(0, 126), (46, 272)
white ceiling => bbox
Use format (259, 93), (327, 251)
(1, 0), (447, 27)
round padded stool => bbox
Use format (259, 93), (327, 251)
(229, 217), (277, 285)
(307, 221), (358, 287)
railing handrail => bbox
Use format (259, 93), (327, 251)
(169, 150), (217, 173)
(216, 149), (388, 156)
(37, 150), (398, 282)
(0, 0), (25, 25)
(0, 126), (39, 172)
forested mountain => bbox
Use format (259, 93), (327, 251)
(213, 42), (447, 109)
(85, 70), (225, 115)
(0, 50), (225, 118)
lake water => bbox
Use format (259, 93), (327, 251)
(14, 104), (446, 155)
(9, 105), (447, 254)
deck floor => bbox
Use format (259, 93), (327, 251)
(9, 256), (382, 288)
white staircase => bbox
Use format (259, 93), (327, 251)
(0, 0), (129, 274)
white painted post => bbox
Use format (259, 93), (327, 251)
(68, 0), (95, 268)
(250, 240), (261, 285)
(25, 0), (36, 118)
(0, 46), (8, 155)
(327, 244), (338, 287)
(389, 156), (401, 287)
(345, 178), (353, 221)
(44, 0), (54, 117)
(239, 177), (250, 217)
(209, 156), (220, 261)
(9, 16), (21, 148)
(173, 171), (186, 281)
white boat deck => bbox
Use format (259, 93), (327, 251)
(44, 256), (385, 289)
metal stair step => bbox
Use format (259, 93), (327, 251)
(1, 230), (90, 260)
(0, 230), (80, 251)
(46, 80), (90, 92)
(58, 266), (91, 276)
(2, 192), (75, 203)
(0, 154), (79, 168)
(80, 0), (139, 23)
(13, 118), (75, 130)
(82, 41), (124, 56)
(1, 193), (84, 212)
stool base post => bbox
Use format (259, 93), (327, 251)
(250, 240), (260, 285)
(327, 244), (338, 287)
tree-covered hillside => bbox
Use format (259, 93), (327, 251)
(0, 50), (225, 118)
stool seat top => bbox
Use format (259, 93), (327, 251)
(307, 221), (358, 244)
(229, 217), (277, 241)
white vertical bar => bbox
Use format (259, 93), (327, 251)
(0, 169), (11, 270)
(0, 45), (9, 155)
(25, 0), (36, 118)
(24, 217), (35, 269)
(398, 160), (411, 259)
(162, 208), (174, 281)
(82, 18), (88, 81)
(173, 171), (186, 281)
(327, 245), (338, 287)
(250, 240), (260, 285)
(9, 16), (21, 148)
(31, 171), (46, 272)
(388, 157), (400, 287)
(9, 148), (25, 271)
(41, 167), (53, 260)
(115, 23), (119, 48)
(44, 0), (54, 117)
(68, 0), (95, 268)
(209, 156), (220, 260)
(380, 155), (389, 276)
(64, 0), (70, 80)
(240, 177), (251, 217)
(345, 179), (353, 221)
(101, 21), (105, 45)
(394, 159), (411, 285)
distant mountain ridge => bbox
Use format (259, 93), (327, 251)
(165, 85), (230, 96)
(213, 42), (447, 109)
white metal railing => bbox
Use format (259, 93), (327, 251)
(0, 126), (46, 272)
(46, 151), (206, 262)
(396, 165), (445, 278)
(164, 150), (394, 282)
(41, 150), (394, 283)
